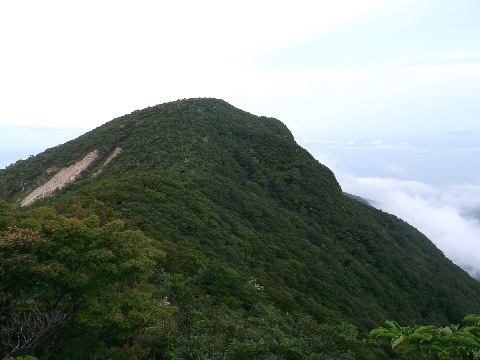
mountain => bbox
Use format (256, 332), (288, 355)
(2, 98), (480, 358)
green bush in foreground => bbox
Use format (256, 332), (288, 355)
(371, 314), (480, 359)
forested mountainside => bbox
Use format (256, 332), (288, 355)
(1, 98), (480, 359)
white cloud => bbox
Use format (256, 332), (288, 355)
(303, 138), (411, 149)
(336, 170), (480, 278)
(309, 146), (480, 277)
(387, 163), (406, 177)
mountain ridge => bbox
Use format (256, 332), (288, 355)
(1, 98), (480, 357)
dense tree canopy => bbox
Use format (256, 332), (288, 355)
(0, 200), (391, 359)
(0, 201), (172, 359)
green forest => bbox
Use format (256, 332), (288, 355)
(1, 98), (480, 359)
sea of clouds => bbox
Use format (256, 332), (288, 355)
(305, 142), (480, 279)
(341, 175), (480, 279)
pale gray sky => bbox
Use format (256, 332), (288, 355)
(1, 1), (478, 149)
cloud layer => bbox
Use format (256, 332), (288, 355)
(334, 166), (480, 278)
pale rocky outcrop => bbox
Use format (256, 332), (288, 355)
(20, 150), (99, 207)
(93, 147), (122, 177)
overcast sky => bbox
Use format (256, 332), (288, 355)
(1, 1), (480, 275)
(1, 1), (479, 146)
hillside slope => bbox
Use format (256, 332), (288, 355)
(1, 98), (479, 344)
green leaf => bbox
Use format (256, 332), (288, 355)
(455, 330), (477, 340)
(370, 328), (397, 338)
(439, 335), (479, 347)
(392, 336), (407, 349)
(463, 315), (480, 324)
(385, 320), (402, 332)
(370, 328), (387, 336)
(409, 333), (430, 341)
(440, 326), (453, 336)
(414, 325), (437, 334)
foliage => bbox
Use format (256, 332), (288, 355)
(2, 98), (480, 358)
(150, 270), (383, 359)
(0, 202), (173, 359)
(371, 314), (480, 359)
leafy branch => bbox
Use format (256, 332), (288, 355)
(371, 314), (480, 359)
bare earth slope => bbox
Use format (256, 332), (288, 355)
(20, 150), (99, 206)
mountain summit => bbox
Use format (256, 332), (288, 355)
(1, 98), (480, 357)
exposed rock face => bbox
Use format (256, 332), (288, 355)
(20, 150), (99, 207)
(93, 147), (122, 177)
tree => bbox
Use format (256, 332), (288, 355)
(0, 204), (173, 359)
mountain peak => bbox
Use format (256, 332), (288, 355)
(2, 98), (480, 337)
